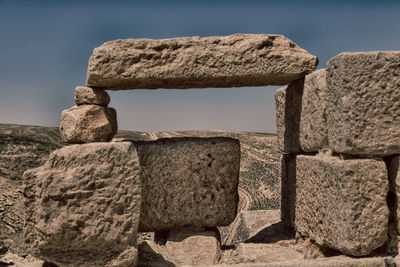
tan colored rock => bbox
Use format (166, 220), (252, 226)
(275, 69), (328, 154)
(295, 154), (389, 256)
(203, 256), (392, 267)
(74, 86), (110, 106)
(59, 105), (117, 143)
(0, 252), (45, 267)
(139, 229), (221, 266)
(219, 210), (282, 246)
(222, 243), (304, 265)
(86, 34), (318, 90)
(23, 142), (141, 267)
(299, 69), (328, 152)
(136, 137), (240, 232)
(326, 51), (400, 156)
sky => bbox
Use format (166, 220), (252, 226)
(0, 0), (399, 133)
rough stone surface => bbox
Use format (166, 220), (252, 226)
(74, 86), (110, 106)
(299, 69), (328, 152)
(136, 137), (240, 232)
(295, 154), (389, 256)
(275, 81), (303, 154)
(86, 34), (318, 90)
(389, 155), (400, 234)
(219, 210), (284, 246)
(0, 252), (45, 267)
(199, 256), (392, 267)
(60, 105), (117, 143)
(326, 51), (400, 156)
(275, 69), (328, 154)
(138, 229), (221, 266)
(23, 142), (141, 267)
(221, 243), (304, 265)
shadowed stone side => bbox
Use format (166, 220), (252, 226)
(326, 51), (400, 156)
(86, 34), (318, 90)
(295, 154), (389, 256)
(60, 105), (117, 143)
(23, 142), (141, 267)
(136, 137), (240, 232)
(275, 81), (303, 154)
(299, 69), (328, 152)
(275, 69), (328, 154)
(389, 155), (400, 233)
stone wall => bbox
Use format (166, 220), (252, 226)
(21, 33), (400, 266)
(276, 51), (400, 256)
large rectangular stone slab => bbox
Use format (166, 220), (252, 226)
(24, 142), (141, 267)
(86, 34), (318, 90)
(275, 69), (328, 154)
(295, 154), (389, 256)
(135, 137), (240, 232)
(326, 51), (400, 156)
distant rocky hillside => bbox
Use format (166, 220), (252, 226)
(0, 123), (280, 256)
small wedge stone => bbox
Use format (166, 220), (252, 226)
(74, 86), (110, 106)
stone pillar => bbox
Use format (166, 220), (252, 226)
(275, 51), (400, 257)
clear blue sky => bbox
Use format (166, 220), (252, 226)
(0, 0), (399, 133)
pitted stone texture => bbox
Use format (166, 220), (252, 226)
(295, 154), (389, 256)
(135, 137), (240, 232)
(23, 142), (141, 267)
(299, 69), (328, 152)
(389, 155), (400, 233)
(60, 105), (117, 143)
(139, 229), (221, 266)
(275, 81), (303, 154)
(275, 69), (328, 154)
(74, 86), (110, 106)
(86, 34), (318, 90)
(326, 51), (400, 156)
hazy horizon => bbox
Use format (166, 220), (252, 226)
(1, 0), (399, 133)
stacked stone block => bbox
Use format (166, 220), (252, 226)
(276, 51), (400, 256)
(60, 86), (117, 143)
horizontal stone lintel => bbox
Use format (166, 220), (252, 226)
(86, 34), (318, 90)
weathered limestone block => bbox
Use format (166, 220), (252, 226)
(275, 69), (328, 154)
(139, 229), (221, 266)
(74, 86), (110, 106)
(295, 154), (389, 256)
(23, 142), (141, 267)
(388, 155), (400, 233)
(326, 51), (400, 156)
(299, 69), (328, 152)
(86, 34), (318, 90)
(60, 105), (117, 143)
(136, 137), (240, 232)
